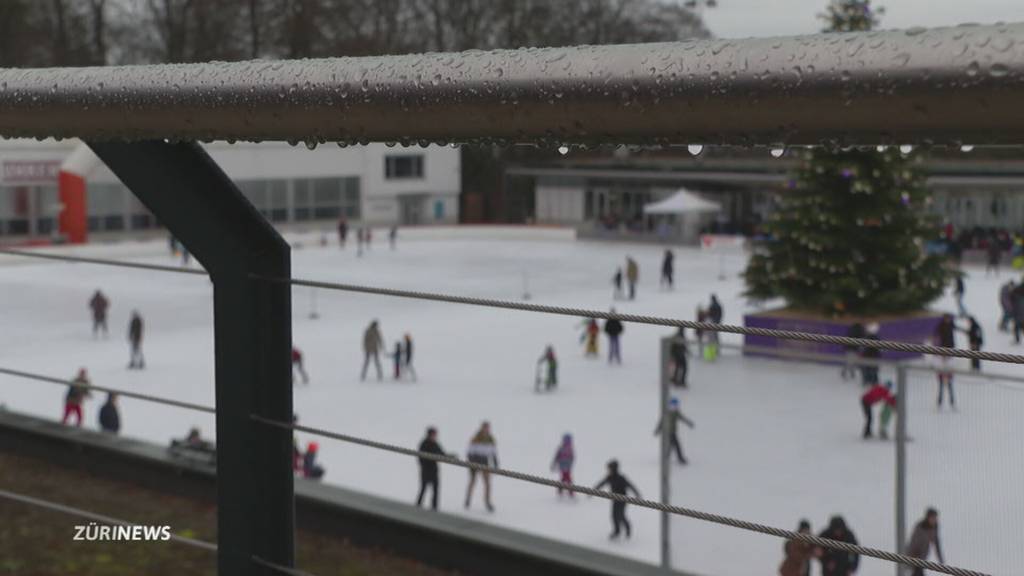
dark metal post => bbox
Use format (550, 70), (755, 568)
(87, 141), (294, 576)
(659, 336), (672, 571)
(895, 366), (908, 576)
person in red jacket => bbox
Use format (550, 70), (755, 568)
(291, 347), (309, 384)
(861, 381), (896, 439)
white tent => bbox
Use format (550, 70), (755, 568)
(643, 188), (721, 244)
(642, 188), (721, 215)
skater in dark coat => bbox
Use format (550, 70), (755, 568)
(302, 442), (325, 480)
(128, 310), (145, 369)
(416, 427), (446, 510)
(536, 345), (558, 392)
(337, 218), (348, 248)
(986, 240), (1001, 276)
(859, 323), (881, 386)
(817, 516), (860, 576)
(999, 280), (1016, 332)
(62, 368), (92, 427)
(966, 316), (983, 371)
(708, 295), (723, 324)
(779, 519), (815, 576)
(660, 249), (674, 289)
(89, 290), (110, 337)
(403, 333), (417, 382)
(670, 327), (689, 387)
(933, 314), (958, 407)
(953, 274), (966, 317)
(905, 508), (944, 576)
(389, 226), (398, 250)
(612, 268), (624, 299)
(98, 393), (120, 434)
(1013, 281), (1024, 344)
(593, 459), (641, 539)
(654, 397), (696, 464)
(841, 322), (866, 381)
(361, 320), (385, 381)
(392, 340), (404, 380)
(604, 311), (624, 364)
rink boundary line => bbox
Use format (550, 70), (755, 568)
(0, 246), (1018, 366)
(253, 416), (990, 576)
(0, 488), (316, 576)
(272, 275), (1024, 366)
(0, 367), (216, 414)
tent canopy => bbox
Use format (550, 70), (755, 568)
(643, 188), (721, 215)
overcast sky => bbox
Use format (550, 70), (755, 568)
(699, 0), (1024, 39)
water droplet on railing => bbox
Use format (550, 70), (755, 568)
(965, 61), (980, 77)
(899, 144), (914, 154)
(770, 147), (786, 158)
(990, 63), (1009, 77)
(960, 144), (975, 152)
(557, 145), (569, 155)
(687, 144), (704, 156)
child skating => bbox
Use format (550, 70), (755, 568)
(535, 345), (558, 392)
(550, 433), (575, 497)
(580, 318), (599, 357)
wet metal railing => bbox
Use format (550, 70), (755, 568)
(0, 23), (1023, 146)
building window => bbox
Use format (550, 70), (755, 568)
(385, 155), (424, 179)
(293, 177), (360, 221)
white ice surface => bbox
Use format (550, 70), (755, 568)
(0, 232), (1020, 576)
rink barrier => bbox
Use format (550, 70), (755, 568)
(1, 244), (1020, 366)
(0, 365), (992, 576)
(2, 24), (1024, 145)
(0, 410), (695, 576)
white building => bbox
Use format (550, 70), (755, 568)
(0, 139), (460, 243)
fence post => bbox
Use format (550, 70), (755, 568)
(87, 141), (294, 576)
(660, 336), (672, 572)
(895, 365), (908, 576)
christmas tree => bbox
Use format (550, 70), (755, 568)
(743, 0), (950, 317)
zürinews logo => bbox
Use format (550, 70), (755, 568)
(74, 523), (172, 542)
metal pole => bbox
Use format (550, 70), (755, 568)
(895, 365), (908, 576)
(87, 141), (294, 576)
(659, 336), (672, 572)
(2, 23), (1024, 145)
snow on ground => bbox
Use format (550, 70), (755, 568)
(0, 231), (1021, 576)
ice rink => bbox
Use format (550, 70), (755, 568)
(1, 229), (1020, 576)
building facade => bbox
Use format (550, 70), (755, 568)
(0, 139), (460, 243)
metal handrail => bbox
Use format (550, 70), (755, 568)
(1, 23), (1023, 145)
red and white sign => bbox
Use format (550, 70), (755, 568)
(3, 160), (61, 184)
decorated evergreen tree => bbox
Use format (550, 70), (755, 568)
(743, 0), (950, 317)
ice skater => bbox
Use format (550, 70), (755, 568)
(1013, 281), (1024, 344)
(291, 347), (309, 384)
(695, 305), (707, 359)
(817, 516), (859, 576)
(465, 421), (498, 512)
(302, 442), (325, 480)
(62, 368), (92, 427)
(360, 320), (384, 381)
(705, 295), (723, 361)
(859, 323), (881, 386)
(612, 268), (624, 300)
(550, 433), (575, 497)
(403, 333), (417, 382)
(841, 322), (865, 381)
(337, 218), (348, 248)
(604, 311), (624, 365)
(654, 397), (696, 464)
(660, 249), (674, 289)
(389, 226), (397, 250)
(127, 310), (145, 369)
(89, 290), (110, 337)
(953, 273), (967, 317)
(580, 318), (599, 357)
(879, 391), (897, 440)
(535, 345), (558, 392)
(986, 239), (1002, 276)
(860, 380), (895, 439)
(416, 426), (446, 510)
(933, 314), (958, 407)
(966, 316), (983, 371)
(392, 340), (404, 380)
(98, 392), (120, 435)
(625, 256), (639, 300)
(905, 508), (944, 576)
(670, 327), (689, 387)
(779, 520), (814, 576)
(356, 228), (366, 257)
(999, 279), (1016, 332)
(593, 459), (640, 539)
